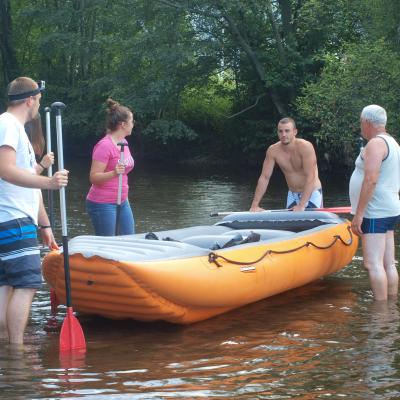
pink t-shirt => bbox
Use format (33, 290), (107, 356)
(86, 135), (134, 203)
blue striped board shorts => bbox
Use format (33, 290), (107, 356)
(286, 188), (323, 209)
(0, 217), (41, 289)
(361, 216), (399, 234)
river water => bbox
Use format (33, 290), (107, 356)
(1, 159), (400, 399)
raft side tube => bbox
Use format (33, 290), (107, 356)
(215, 211), (344, 232)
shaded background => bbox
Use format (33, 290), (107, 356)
(2, 1), (400, 169)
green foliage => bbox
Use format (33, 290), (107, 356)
(1, 0), (400, 166)
(142, 119), (198, 160)
(296, 40), (400, 166)
(179, 77), (233, 143)
(358, 0), (400, 46)
(238, 120), (276, 152)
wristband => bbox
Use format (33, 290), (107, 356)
(40, 225), (52, 229)
(39, 162), (46, 169)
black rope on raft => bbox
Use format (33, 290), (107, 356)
(208, 226), (354, 268)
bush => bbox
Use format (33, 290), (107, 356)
(141, 119), (198, 160)
(296, 40), (400, 167)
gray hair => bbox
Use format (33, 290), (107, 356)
(361, 104), (387, 127)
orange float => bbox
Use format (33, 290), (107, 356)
(42, 211), (358, 323)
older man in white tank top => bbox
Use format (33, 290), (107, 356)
(349, 104), (400, 301)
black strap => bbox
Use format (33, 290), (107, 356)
(145, 232), (159, 240)
(8, 88), (41, 101)
(377, 134), (390, 161)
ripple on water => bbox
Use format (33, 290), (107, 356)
(3, 162), (400, 399)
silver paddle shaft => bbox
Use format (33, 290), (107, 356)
(45, 108), (52, 177)
(55, 112), (67, 237)
(117, 149), (125, 205)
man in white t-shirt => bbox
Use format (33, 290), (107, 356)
(0, 77), (69, 346)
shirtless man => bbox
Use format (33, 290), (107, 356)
(250, 117), (322, 212)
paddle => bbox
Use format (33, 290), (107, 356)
(45, 107), (59, 318)
(115, 142), (126, 236)
(44, 107), (54, 229)
(52, 101), (86, 353)
(210, 206), (352, 217)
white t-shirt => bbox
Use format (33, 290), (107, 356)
(0, 112), (40, 224)
(349, 134), (400, 218)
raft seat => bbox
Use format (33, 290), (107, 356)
(135, 225), (233, 241)
(181, 229), (294, 249)
(221, 229), (294, 240)
(181, 235), (236, 249)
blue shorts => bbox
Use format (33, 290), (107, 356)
(0, 217), (41, 289)
(361, 216), (399, 234)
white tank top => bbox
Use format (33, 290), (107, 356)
(349, 134), (400, 218)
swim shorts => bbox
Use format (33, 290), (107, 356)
(361, 216), (399, 234)
(0, 217), (41, 288)
(286, 188), (323, 209)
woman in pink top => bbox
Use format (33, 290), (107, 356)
(86, 98), (135, 235)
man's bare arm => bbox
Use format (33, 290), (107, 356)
(37, 193), (51, 226)
(37, 193), (58, 249)
(351, 138), (385, 235)
(250, 148), (275, 211)
(0, 146), (68, 190)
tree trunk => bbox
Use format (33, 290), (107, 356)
(0, 0), (20, 84)
(222, 9), (287, 116)
(266, 0), (287, 65)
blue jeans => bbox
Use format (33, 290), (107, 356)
(86, 199), (135, 236)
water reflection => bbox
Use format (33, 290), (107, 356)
(0, 343), (44, 399)
(362, 301), (400, 398)
(32, 279), (361, 398)
(4, 273), (400, 398)
(2, 160), (400, 399)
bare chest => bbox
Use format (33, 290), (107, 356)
(275, 151), (304, 172)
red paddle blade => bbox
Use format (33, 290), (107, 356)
(59, 349), (86, 369)
(60, 307), (86, 352)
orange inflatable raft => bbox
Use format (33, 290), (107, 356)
(42, 211), (358, 324)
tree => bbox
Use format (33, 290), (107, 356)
(296, 40), (400, 168)
(4, 0), (397, 167)
(0, 0), (20, 108)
